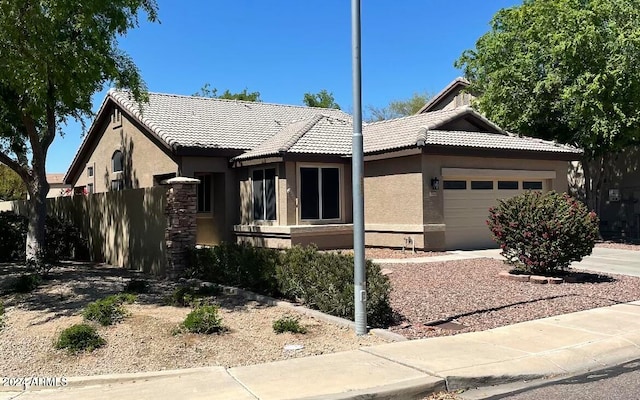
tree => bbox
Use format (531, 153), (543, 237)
(366, 92), (431, 122)
(0, 164), (26, 201)
(302, 90), (340, 109)
(0, 0), (158, 268)
(455, 0), (640, 214)
(193, 83), (261, 102)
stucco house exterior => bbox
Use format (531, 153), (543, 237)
(64, 82), (582, 251)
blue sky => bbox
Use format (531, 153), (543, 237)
(48, 0), (521, 173)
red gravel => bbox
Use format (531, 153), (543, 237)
(385, 258), (640, 339)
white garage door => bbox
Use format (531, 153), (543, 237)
(443, 172), (549, 250)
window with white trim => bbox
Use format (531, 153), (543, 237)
(252, 168), (276, 221)
(300, 167), (340, 220)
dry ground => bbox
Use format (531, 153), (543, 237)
(0, 263), (386, 377)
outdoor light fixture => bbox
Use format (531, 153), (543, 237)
(431, 177), (440, 191)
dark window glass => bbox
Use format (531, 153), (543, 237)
(87, 166), (94, 177)
(498, 181), (519, 190)
(87, 183), (94, 194)
(300, 168), (319, 219)
(264, 169), (277, 220)
(112, 151), (123, 172)
(523, 181), (543, 190)
(110, 179), (124, 191)
(443, 180), (467, 190)
(321, 168), (340, 219)
(471, 180), (493, 190)
(197, 174), (212, 213)
(252, 170), (264, 220)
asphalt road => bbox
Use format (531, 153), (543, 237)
(477, 360), (640, 400)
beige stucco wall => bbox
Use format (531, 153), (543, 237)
(6, 187), (168, 275)
(182, 156), (238, 245)
(73, 106), (177, 193)
(422, 153), (571, 250)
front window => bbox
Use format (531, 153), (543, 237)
(112, 150), (123, 173)
(196, 174), (212, 213)
(253, 168), (276, 221)
(300, 167), (340, 220)
(110, 179), (124, 191)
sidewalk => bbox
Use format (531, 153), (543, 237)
(4, 301), (640, 400)
(370, 248), (504, 264)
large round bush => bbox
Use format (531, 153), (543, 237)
(487, 191), (599, 275)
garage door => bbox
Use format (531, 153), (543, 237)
(443, 171), (550, 250)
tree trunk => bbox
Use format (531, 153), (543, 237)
(26, 174), (49, 270)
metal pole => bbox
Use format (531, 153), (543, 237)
(351, 0), (367, 335)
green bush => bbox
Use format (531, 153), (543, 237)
(83, 294), (136, 326)
(187, 243), (280, 296)
(273, 316), (307, 334)
(186, 243), (395, 328)
(0, 211), (88, 264)
(12, 274), (40, 293)
(55, 324), (106, 353)
(164, 286), (196, 307)
(278, 246), (394, 328)
(488, 191), (599, 275)
(182, 305), (225, 334)
(124, 279), (149, 294)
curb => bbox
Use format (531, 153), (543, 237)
(301, 376), (446, 400)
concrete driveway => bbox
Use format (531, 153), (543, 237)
(571, 247), (640, 277)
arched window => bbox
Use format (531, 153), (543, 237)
(112, 150), (123, 173)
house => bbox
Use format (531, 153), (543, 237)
(64, 83), (581, 251)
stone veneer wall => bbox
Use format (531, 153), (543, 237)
(163, 177), (200, 279)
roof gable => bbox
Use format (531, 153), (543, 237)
(417, 77), (472, 114)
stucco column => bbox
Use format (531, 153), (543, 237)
(162, 177), (200, 279)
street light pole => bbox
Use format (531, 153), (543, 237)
(351, 0), (367, 335)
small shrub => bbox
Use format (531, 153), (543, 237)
(488, 191), (599, 276)
(124, 279), (149, 294)
(0, 301), (5, 329)
(55, 324), (106, 353)
(186, 243), (280, 296)
(164, 286), (196, 307)
(196, 284), (221, 296)
(12, 274), (40, 293)
(273, 316), (307, 334)
(83, 294), (136, 326)
(277, 246), (395, 327)
(182, 305), (225, 334)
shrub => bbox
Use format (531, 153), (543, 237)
(186, 243), (280, 296)
(0, 211), (88, 264)
(12, 274), (40, 293)
(164, 286), (196, 307)
(55, 324), (106, 353)
(182, 305), (225, 334)
(488, 191), (599, 276)
(277, 246), (394, 328)
(0, 301), (5, 329)
(273, 316), (307, 334)
(124, 279), (149, 294)
(83, 294), (136, 326)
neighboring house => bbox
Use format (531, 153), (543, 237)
(65, 84), (581, 251)
(25, 173), (72, 199)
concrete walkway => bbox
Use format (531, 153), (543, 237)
(3, 301), (640, 400)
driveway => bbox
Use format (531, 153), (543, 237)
(571, 247), (640, 277)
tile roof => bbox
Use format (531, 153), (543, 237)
(417, 77), (470, 114)
(363, 106), (507, 154)
(424, 130), (581, 153)
(46, 174), (66, 185)
(109, 90), (352, 150)
(234, 115), (353, 161)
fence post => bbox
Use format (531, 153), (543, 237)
(162, 177), (200, 279)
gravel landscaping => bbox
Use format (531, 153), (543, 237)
(386, 258), (640, 339)
(596, 242), (640, 251)
(329, 248), (448, 259)
(0, 263), (386, 378)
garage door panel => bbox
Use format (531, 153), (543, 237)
(444, 176), (539, 250)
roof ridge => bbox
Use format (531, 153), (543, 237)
(365, 108), (459, 127)
(110, 89), (351, 115)
(278, 114), (325, 153)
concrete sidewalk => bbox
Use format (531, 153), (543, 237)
(4, 301), (640, 400)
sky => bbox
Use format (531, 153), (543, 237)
(47, 0), (522, 174)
